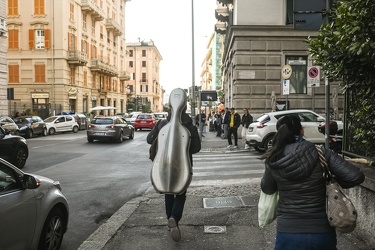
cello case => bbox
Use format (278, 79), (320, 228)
(151, 88), (192, 194)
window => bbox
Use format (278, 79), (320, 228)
(8, 65), (19, 83)
(129, 61), (133, 68)
(8, 0), (18, 16)
(91, 44), (97, 59)
(142, 61), (146, 67)
(286, 0), (293, 24)
(0, 164), (19, 193)
(68, 33), (76, 50)
(142, 73), (146, 82)
(70, 3), (74, 21)
(83, 14), (87, 29)
(285, 56), (307, 94)
(100, 25), (104, 40)
(34, 0), (45, 15)
(8, 29), (19, 49)
(35, 64), (45, 83)
(84, 71), (87, 87)
(142, 50), (146, 57)
(29, 29), (50, 49)
(35, 30), (45, 49)
(129, 50), (133, 57)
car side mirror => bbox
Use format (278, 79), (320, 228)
(23, 174), (41, 189)
(317, 117), (325, 122)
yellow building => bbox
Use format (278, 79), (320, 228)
(125, 40), (164, 113)
(0, 1), (7, 116)
(7, 0), (130, 118)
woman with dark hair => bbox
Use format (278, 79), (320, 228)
(241, 108), (253, 149)
(260, 115), (364, 250)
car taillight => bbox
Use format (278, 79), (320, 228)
(88, 124), (94, 128)
(257, 123), (267, 129)
(106, 125), (115, 129)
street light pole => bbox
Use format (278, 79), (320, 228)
(191, 0), (196, 122)
(324, 0), (331, 149)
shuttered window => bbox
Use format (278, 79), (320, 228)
(8, 0), (18, 16)
(35, 64), (46, 83)
(8, 30), (19, 49)
(8, 65), (19, 83)
(34, 0), (45, 15)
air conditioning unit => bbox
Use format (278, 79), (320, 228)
(0, 18), (7, 36)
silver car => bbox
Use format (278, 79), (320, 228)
(0, 158), (69, 249)
(87, 116), (135, 143)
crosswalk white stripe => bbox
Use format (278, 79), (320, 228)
(190, 177), (261, 187)
(193, 169), (264, 177)
(194, 164), (264, 170)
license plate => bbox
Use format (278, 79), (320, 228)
(141, 121), (146, 123)
(94, 132), (105, 135)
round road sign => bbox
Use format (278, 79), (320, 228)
(308, 67), (319, 78)
(282, 65), (292, 79)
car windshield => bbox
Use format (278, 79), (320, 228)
(156, 114), (165, 118)
(138, 115), (151, 119)
(13, 117), (32, 124)
(44, 117), (57, 122)
(92, 118), (114, 124)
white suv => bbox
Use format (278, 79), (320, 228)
(245, 109), (343, 152)
(44, 115), (79, 135)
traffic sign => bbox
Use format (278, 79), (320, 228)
(282, 65), (292, 79)
(283, 80), (290, 95)
(307, 66), (320, 87)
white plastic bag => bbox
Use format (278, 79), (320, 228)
(258, 190), (279, 228)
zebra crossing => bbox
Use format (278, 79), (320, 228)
(190, 150), (265, 187)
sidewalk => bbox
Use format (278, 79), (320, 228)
(79, 130), (371, 250)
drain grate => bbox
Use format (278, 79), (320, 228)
(203, 197), (243, 208)
(204, 225), (227, 234)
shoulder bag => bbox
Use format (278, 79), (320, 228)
(315, 145), (357, 233)
(258, 190), (279, 228)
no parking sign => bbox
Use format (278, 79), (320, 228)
(307, 66), (320, 87)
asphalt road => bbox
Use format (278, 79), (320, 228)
(24, 129), (153, 250)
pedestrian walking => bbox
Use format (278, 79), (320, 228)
(147, 100), (201, 242)
(260, 115), (364, 250)
(215, 112), (222, 137)
(195, 110), (206, 137)
(241, 108), (253, 149)
(227, 107), (241, 149)
(222, 108), (230, 139)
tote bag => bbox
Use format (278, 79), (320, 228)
(258, 190), (279, 228)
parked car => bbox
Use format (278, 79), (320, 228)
(13, 116), (48, 138)
(44, 115), (79, 135)
(87, 116), (134, 143)
(0, 157), (69, 249)
(134, 113), (157, 131)
(154, 112), (168, 120)
(0, 116), (20, 135)
(245, 109), (343, 152)
(73, 114), (88, 130)
(125, 112), (141, 126)
(0, 127), (28, 169)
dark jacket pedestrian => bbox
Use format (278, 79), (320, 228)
(260, 115), (364, 249)
(227, 108), (241, 148)
(241, 108), (253, 149)
(147, 108), (201, 242)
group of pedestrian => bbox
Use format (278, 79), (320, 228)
(146, 92), (364, 248)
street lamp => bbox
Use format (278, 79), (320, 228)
(191, 0), (196, 123)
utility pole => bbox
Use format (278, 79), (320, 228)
(324, 0), (331, 149)
(191, 0), (196, 123)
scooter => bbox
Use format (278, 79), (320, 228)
(318, 121), (343, 153)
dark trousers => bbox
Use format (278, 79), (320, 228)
(275, 231), (337, 250)
(165, 191), (187, 222)
(227, 126), (238, 146)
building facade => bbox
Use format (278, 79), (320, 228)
(7, 0), (130, 118)
(125, 40), (164, 113)
(0, 0), (7, 116)
(215, 0), (343, 118)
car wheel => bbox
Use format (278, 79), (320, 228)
(38, 207), (66, 250)
(117, 132), (124, 143)
(42, 128), (47, 136)
(263, 136), (273, 151)
(27, 129), (33, 138)
(129, 130), (134, 139)
(72, 126), (79, 133)
(49, 128), (56, 135)
(13, 146), (28, 169)
(87, 137), (94, 143)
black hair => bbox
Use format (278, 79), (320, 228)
(260, 115), (302, 164)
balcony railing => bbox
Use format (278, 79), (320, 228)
(81, 0), (105, 21)
(67, 50), (88, 66)
(119, 71), (130, 81)
(105, 18), (123, 36)
(90, 59), (118, 77)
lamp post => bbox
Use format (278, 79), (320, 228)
(191, 0), (196, 123)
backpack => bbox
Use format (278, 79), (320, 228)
(149, 120), (164, 161)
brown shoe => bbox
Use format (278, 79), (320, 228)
(168, 217), (181, 242)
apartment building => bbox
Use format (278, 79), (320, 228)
(7, 0), (130, 118)
(215, 0), (344, 118)
(0, 1), (7, 116)
(125, 40), (164, 113)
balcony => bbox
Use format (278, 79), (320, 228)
(81, 0), (105, 21)
(105, 18), (123, 36)
(215, 6), (229, 22)
(67, 50), (88, 66)
(90, 59), (118, 77)
(119, 71), (130, 81)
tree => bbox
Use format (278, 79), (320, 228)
(308, 0), (375, 159)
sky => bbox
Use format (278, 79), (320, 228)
(125, 0), (217, 102)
